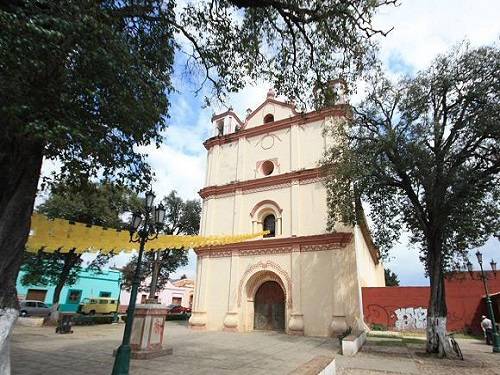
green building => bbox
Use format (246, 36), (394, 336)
(16, 268), (122, 312)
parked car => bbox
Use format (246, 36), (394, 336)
(19, 300), (51, 317)
(78, 297), (118, 315)
(166, 304), (191, 315)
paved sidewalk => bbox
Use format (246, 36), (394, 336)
(10, 321), (500, 375)
(11, 321), (337, 375)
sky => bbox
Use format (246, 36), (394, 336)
(40, 0), (500, 285)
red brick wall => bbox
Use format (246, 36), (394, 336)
(362, 271), (500, 334)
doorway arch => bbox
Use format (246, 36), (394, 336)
(253, 281), (285, 331)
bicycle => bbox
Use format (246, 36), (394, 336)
(447, 333), (463, 360)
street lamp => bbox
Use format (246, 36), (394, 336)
(474, 251), (500, 353)
(112, 191), (165, 375)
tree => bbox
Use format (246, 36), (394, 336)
(0, 0), (394, 370)
(384, 269), (399, 286)
(21, 180), (140, 318)
(323, 44), (500, 356)
(122, 191), (201, 299)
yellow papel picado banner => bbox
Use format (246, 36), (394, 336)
(26, 214), (267, 254)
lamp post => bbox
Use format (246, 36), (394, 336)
(113, 271), (123, 324)
(468, 251), (500, 353)
(111, 191), (166, 375)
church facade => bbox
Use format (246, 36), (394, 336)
(189, 88), (385, 337)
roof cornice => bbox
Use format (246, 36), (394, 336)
(203, 105), (349, 150)
(199, 166), (326, 199)
(194, 232), (353, 254)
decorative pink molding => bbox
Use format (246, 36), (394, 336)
(250, 199), (283, 218)
(237, 261), (293, 308)
(199, 167), (326, 199)
(196, 233), (352, 256)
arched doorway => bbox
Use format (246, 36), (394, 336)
(253, 281), (285, 331)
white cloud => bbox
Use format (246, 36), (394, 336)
(374, 0), (500, 72)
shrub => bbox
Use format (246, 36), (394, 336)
(371, 323), (387, 331)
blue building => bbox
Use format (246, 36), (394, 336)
(16, 268), (122, 312)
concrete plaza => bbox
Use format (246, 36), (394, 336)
(10, 321), (500, 375)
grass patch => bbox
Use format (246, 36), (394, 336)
(369, 339), (404, 347)
(403, 337), (426, 345)
(367, 332), (401, 339)
(449, 332), (482, 340)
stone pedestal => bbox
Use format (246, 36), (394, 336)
(329, 315), (348, 336)
(288, 313), (305, 335)
(188, 310), (207, 330)
(130, 304), (172, 359)
(223, 311), (239, 332)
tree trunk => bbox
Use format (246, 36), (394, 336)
(0, 135), (43, 374)
(425, 238), (453, 357)
(49, 251), (81, 322)
(148, 251), (161, 302)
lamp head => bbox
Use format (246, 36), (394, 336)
(145, 191), (155, 209)
(475, 250), (483, 265)
(130, 212), (143, 233)
(155, 203), (166, 226)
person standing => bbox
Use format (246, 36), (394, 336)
(481, 315), (494, 345)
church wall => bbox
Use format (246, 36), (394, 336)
(202, 181), (337, 238)
(301, 250), (334, 336)
(298, 181), (328, 236)
(297, 120), (327, 169)
(354, 227), (385, 288)
(205, 118), (327, 188)
(243, 128), (291, 180)
(204, 256), (231, 331)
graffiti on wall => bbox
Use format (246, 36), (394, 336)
(394, 307), (427, 330)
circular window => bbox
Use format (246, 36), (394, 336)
(261, 160), (274, 176)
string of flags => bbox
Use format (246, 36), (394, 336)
(26, 214), (267, 254)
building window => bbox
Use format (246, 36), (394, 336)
(261, 160), (274, 176)
(172, 297), (182, 305)
(264, 114), (274, 123)
(99, 291), (111, 298)
(66, 289), (82, 304)
(26, 289), (47, 302)
(263, 214), (276, 237)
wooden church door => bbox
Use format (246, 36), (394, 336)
(254, 281), (285, 331)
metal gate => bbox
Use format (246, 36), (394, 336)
(254, 281), (285, 331)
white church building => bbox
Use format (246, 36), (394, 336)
(189, 86), (385, 337)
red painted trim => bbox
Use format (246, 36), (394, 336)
(250, 200), (283, 218)
(203, 105), (349, 150)
(199, 166), (326, 199)
(195, 232), (352, 254)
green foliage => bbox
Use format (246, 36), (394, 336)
(323, 44), (500, 274)
(21, 250), (82, 290)
(21, 180), (140, 301)
(0, 1), (394, 189)
(122, 191), (200, 292)
(1, 0), (177, 188)
(384, 269), (400, 286)
(371, 323), (388, 331)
